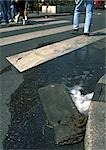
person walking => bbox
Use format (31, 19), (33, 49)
(0, 0), (12, 25)
(13, 0), (28, 25)
(73, 0), (94, 36)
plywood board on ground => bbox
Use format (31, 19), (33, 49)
(6, 28), (106, 72)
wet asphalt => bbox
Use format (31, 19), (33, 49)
(0, 10), (105, 150)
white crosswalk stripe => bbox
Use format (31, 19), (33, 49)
(0, 14), (105, 150)
(29, 17), (56, 21)
(0, 20), (70, 33)
(0, 23), (84, 46)
(6, 28), (106, 72)
(0, 18), (105, 72)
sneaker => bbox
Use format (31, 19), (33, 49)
(14, 13), (19, 23)
(22, 19), (25, 25)
(73, 29), (78, 31)
(9, 19), (12, 23)
(25, 16), (27, 21)
(72, 29), (78, 34)
(0, 22), (8, 25)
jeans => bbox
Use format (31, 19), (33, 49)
(73, 0), (94, 33)
(0, 3), (3, 18)
(0, 0), (11, 23)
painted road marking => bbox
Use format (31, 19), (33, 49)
(6, 28), (106, 72)
(0, 23), (84, 46)
(29, 17), (56, 21)
(0, 20), (70, 33)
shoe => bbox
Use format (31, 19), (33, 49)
(14, 13), (19, 23)
(22, 19), (25, 25)
(0, 21), (8, 25)
(25, 16), (28, 21)
(73, 29), (78, 31)
(72, 29), (78, 34)
(83, 33), (90, 36)
(9, 19), (12, 23)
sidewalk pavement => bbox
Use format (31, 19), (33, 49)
(84, 74), (106, 150)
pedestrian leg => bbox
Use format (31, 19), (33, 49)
(73, 0), (84, 30)
(6, 0), (12, 22)
(24, 0), (28, 21)
(84, 0), (94, 34)
(0, 0), (8, 23)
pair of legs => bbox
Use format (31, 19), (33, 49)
(73, 0), (94, 33)
(14, 0), (27, 25)
(0, 0), (12, 23)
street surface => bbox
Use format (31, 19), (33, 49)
(0, 10), (106, 150)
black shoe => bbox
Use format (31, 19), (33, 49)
(74, 29), (78, 31)
(84, 33), (90, 36)
(72, 29), (78, 34)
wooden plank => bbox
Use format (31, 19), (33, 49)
(6, 28), (106, 72)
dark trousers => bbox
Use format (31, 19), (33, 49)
(14, 0), (26, 18)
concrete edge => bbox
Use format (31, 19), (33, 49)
(28, 12), (85, 19)
(84, 74), (106, 150)
(84, 101), (106, 150)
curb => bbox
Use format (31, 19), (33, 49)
(84, 74), (106, 150)
(28, 11), (85, 19)
(28, 12), (73, 19)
